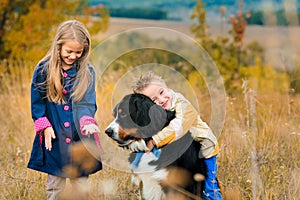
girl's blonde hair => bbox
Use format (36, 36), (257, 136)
(40, 20), (92, 104)
(132, 71), (167, 93)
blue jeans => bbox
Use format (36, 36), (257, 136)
(203, 156), (222, 200)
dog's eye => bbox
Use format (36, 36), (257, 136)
(119, 112), (127, 118)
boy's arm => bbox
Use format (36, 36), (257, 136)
(152, 94), (198, 148)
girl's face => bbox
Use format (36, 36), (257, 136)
(142, 83), (172, 110)
(60, 40), (84, 70)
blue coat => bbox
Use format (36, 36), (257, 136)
(27, 60), (102, 177)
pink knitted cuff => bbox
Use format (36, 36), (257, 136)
(79, 116), (98, 134)
(34, 117), (52, 134)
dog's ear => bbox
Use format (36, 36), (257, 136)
(128, 94), (174, 138)
(131, 96), (152, 127)
(147, 104), (168, 131)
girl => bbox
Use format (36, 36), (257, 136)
(132, 71), (222, 200)
(27, 20), (102, 200)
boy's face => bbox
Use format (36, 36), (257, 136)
(142, 83), (172, 110)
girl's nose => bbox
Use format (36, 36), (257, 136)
(69, 53), (76, 59)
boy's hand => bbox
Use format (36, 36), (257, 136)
(146, 138), (155, 153)
(44, 127), (56, 151)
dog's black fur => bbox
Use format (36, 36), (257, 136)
(105, 93), (206, 198)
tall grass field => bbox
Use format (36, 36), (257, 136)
(0, 62), (299, 200)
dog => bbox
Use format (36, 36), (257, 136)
(105, 93), (206, 200)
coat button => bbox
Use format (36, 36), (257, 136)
(64, 105), (69, 111)
(65, 138), (71, 144)
(63, 72), (68, 78)
(62, 89), (68, 95)
(64, 122), (70, 128)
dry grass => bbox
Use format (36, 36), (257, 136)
(218, 88), (300, 200)
(0, 63), (299, 200)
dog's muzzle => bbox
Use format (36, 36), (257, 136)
(105, 120), (119, 139)
(105, 127), (114, 137)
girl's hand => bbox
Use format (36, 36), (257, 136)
(82, 124), (100, 136)
(44, 127), (56, 151)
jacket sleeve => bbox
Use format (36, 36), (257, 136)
(152, 93), (198, 148)
(31, 62), (52, 133)
(72, 65), (98, 134)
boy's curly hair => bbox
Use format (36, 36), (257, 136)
(132, 71), (167, 93)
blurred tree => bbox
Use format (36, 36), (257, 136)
(190, 0), (265, 95)
(0, 0), (109, 62)
(190, 1), (210, 46)
(229, 0), (252, 71)
(109, 7), (167, 20)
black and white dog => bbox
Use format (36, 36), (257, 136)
(105, 94), (206, 199)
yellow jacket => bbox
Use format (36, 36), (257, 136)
(152, 91), (219, 158)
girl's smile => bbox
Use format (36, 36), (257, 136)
(60, 40), (84, 70)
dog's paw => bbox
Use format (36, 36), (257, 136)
(129, 140), (148, 152)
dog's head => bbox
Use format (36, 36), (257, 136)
(105, 93), (175, 149)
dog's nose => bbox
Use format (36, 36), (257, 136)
(105, 127), (113, 137)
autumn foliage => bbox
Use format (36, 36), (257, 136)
(0, 0), (109, 61)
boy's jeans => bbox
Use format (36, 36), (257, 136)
(203, 156), (222, 200)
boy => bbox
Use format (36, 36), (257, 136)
(132, 71), (222, 200)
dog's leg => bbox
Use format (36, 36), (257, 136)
(131, 174), (143, 200)
(139, 172), (165, 200)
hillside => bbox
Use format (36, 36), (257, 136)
(96, 17), (300, 70)
(89, 1), (300, 70)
